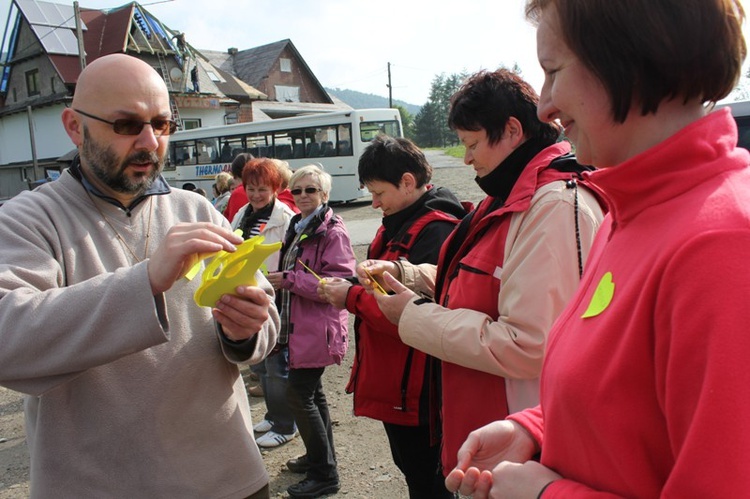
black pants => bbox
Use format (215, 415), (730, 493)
(287, 367), (338, 481)
(383, 422), (452, 499)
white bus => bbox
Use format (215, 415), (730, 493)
(163, 108), (403, 202)
(717, 100), (750, 150)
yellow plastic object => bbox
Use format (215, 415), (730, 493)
(298, 259), (323, 281)
(193, 235), (282, 307)
(363, 267), (387, 295)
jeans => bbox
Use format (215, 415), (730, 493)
(254, 346), (296, 435)
(287, 367), (338, 481)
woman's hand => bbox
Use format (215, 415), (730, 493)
(357, 259), (400, 293)
(372, 272), (417, 325)
(445, 420), (541, 497)
(318, 277), (352, 309)
(265, 271), (284, 290)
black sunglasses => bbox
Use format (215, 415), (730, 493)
(74, 108), (178, 136)
(290, 187), (322, 195)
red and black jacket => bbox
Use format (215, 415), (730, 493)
(344, 186), (467, 426)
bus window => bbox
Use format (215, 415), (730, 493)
(272, 131), (294, 159)
(170, 143), (192, 166)
(336, 124), (352, 155)
(302, 128), (319, 157)
(172, 141), (197, 165)
(196, 138), (220, 163)
(220, 137), (246, 162)
(247, 133), (271, 158)
(360, 120), (401, 141)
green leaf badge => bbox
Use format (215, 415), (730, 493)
(582, 271), (615, 318)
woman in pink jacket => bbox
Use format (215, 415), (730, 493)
(266, 164), (356, 499)
(445, 0), (750, 497)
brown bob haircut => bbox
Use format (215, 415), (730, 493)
(241, 158), (283, 192)
(525, 0), (747, 123)
(448, 68), (562, 146)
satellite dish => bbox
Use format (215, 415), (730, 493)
(170, 67), (183, 82)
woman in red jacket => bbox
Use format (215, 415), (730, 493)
(445, 1), (750, 497)
(360, 68), (605, 480)
(318, 135), (468, 498)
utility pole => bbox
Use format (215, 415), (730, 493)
(387, 62), (392, 108)
(74, 1), (86, 70)
(27, 105), (39, 182)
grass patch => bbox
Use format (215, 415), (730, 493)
(443, 145), (465, 159)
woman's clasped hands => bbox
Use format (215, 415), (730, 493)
(444, 420), (561, 499)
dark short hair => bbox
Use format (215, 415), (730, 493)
(231, 152), (254, 178)
(242, 157), (283, 192)
(525, 0), (747, 123)
(358, 135), (432, 188)
(448, 68), (561, 145)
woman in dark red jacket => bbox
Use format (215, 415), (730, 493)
(318, 136), (468, 499)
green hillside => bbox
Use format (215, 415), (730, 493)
(326, 87), (421, 116)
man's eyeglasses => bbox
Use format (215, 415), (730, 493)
(73, 108), (178, 136)
(291, 187), (322, 196)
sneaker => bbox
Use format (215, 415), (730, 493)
(253, 419), (273, 433)
(286, 455), (310, 474)
(287, 477), (340, 498)
(256, 430), (296, 448)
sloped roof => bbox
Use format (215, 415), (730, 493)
(200, 49), (234, 75)
(207, 63), (266, 101)
(232, 39), (287, 88)
(45, 5), (132, 85)
(209, 39), (331, 105)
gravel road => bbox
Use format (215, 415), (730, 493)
(0, 150), (483, 499)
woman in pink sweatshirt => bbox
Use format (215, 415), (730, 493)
(444, 0), (750, 497)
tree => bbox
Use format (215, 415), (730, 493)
(412, 72), (467, 147)
(413, 101), (442, 147)
(393, 104), (415, 141)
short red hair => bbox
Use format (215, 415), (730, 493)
(241, 158), (283, 192)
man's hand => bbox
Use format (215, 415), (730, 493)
(148, 222), (243, 295)
(213, 285), (271, 341)
(318, 277), (352, 310)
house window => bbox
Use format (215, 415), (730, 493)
(206, 71), (221, 82)
(182, 118), (201, 130)
(26, 69), (40, 96)
(280, 58), (292, 72)
(275, 85), (300, 103)
(224, 112), (238, 125)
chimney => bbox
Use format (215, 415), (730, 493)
(228, 47), (238, 55)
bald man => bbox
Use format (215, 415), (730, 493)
(0, 54), (278, 498)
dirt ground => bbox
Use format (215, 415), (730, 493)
(0, 151), (483, 498)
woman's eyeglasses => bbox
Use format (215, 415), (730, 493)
(73, 108), (178, 136)
(290, 187), (322, 195)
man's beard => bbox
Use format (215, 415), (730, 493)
(81, 125), (164, 195)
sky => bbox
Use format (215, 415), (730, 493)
(2, 0), (750, 106)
